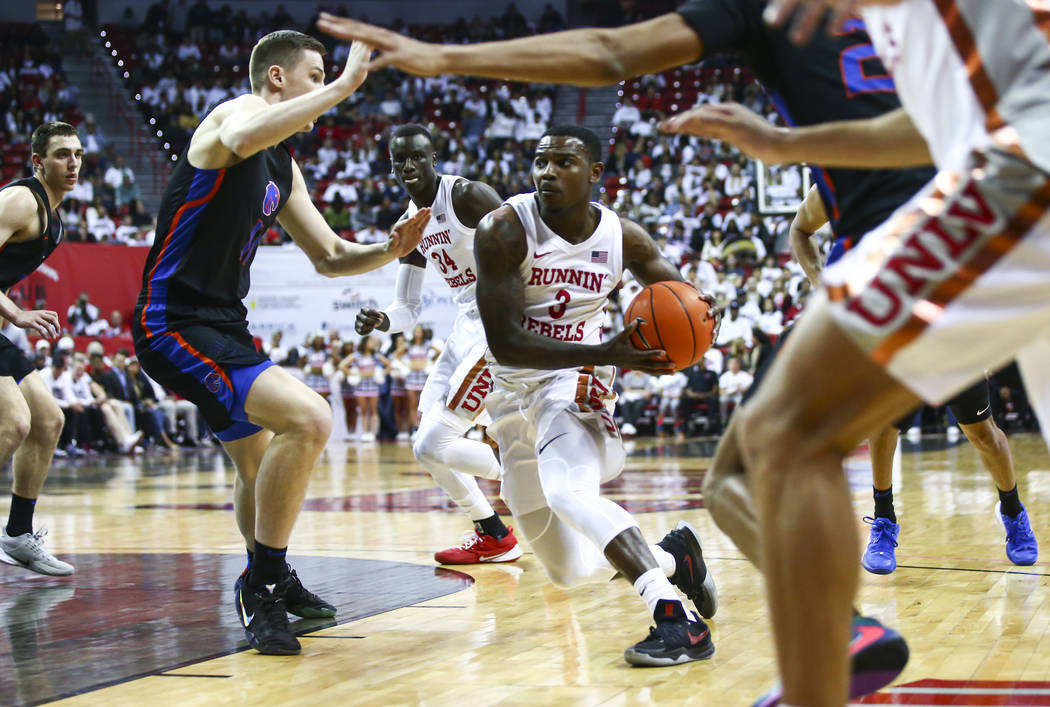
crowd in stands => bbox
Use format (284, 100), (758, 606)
(0, 20), (155, 244)
(0, 5), (1038, 454)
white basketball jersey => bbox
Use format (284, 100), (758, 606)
(491, 193), (623, 384)
(862, 0), (1050, 174)
(405, 174), (478, 309)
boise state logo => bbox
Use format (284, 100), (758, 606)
(262, 180), (280, 217)
(204, 371), (223, 394)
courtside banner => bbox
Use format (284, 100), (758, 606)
(245, 245), (460, 342)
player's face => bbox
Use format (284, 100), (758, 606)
(389, 134), (437, 198)
(35, 135), (83, 194)
(282, 50), (327, 131)
(532, 136), (602, 211)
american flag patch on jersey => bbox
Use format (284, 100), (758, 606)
(591, 250), (608, 263)
(436, 213), (446, 223)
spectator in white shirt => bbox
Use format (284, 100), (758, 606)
(176, 38), (202, 62)
(719, 356), (754, 422)
(317, 138), (339, 171)
(715, 301), (754, 347)
(723, 163), (751, 198)
(618, 368), (653, 436)
(323, 181), (359, 204)
(612, 95), (642, 127)
(757, 297), (784, 336)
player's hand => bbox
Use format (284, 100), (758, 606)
(335, 40), (372, 94)
(602, 319), (677, 376)
(660, 103), (790, 164)
(355, 307), (389, 335)
(697, 290), (725, 341)
(14, 308), (60, 339)
(386, 206), (430, 258)
(763, 0), (870, 45)
(318, 13), (445, 76)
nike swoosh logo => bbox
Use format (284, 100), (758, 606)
(688, 628), (710, 646)
(977, 405), (990, 416)
(850, 625), (885, 655)
(538, 432), (568, 455)
(238, 591), (254, 626)
(683, 553), (694, 583)
(534, 251), (553, 259)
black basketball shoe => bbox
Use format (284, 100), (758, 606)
(657, 521), (718, 618)
(235, 581), (301, 655)
(624, 599), (715, 667)
(234, 565), (337, 619)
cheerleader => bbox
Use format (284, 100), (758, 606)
(388, 335), (411, 440)
(339, 335), (387, 443)
(404, 324), (433, 433)
(301, 334), (331, 399)
(334, 340), (358, 441)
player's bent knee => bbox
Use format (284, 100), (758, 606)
(37, 403), (65, 443)
(285, 396), (333, 446)
(2, 411), (31, 448)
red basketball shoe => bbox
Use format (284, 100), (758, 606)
(434, 527), (523, 564)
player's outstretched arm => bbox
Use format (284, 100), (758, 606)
(789, 185), (829, 288)
(475, 207), (674, 375)
(355, 257), (426, 335)
(189, 42), (371, 168)
(0, 187), (60, 338)
(661, 103), (931, 168)
(318, 12), (700, 87)
(278, 162), (430, 277)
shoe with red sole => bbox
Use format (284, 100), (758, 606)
(434, 527), (523, 564)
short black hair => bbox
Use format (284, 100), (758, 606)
(31, 121), (78, 158)
(249, 30), (326, 93)
(541, 124), (602, 163)
(389, 124), (433, 147)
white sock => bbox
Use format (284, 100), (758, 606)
(649, 544), (676, 578)
(633, 567), (686, 616)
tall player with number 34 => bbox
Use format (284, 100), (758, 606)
(355, 125), (522, 565)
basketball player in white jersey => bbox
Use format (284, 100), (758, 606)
(355, 124), (522, 564)
(658, 0), (1050, 702)
(475, 125), (719, 666)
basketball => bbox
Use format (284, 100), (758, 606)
(624, 281), (716, 371)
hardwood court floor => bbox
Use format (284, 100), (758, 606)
(2, 433), (1049, 706)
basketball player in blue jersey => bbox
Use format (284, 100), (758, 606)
(783, 185), (1035, 571)
(0, 122), (80, 578)
(132, 31), (430, 655)
(475, 125), (719, 666)
(355, 124), (523, 566)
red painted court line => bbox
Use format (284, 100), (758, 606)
(855, 679), (1050, 705)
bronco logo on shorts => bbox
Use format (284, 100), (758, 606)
(262, 180), (281, 217)
(204, 371), (224, 394)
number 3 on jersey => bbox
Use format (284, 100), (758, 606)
(430, 249), (458, 275)
(835, 19), (896, 97)
(548, 289), (570, 319)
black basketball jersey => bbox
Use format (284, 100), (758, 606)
(676, 0), (936, 238)
(0, 177), (64, 291)
(137, 140), (293, 334)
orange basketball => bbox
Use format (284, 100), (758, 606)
(624, 280), (716, 371)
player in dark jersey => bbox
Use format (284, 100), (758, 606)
(132, 31), (429, 656)
(781, 186), (1036, 573)
(315, 3), (922, 702)
(0, 121), (81, 577)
